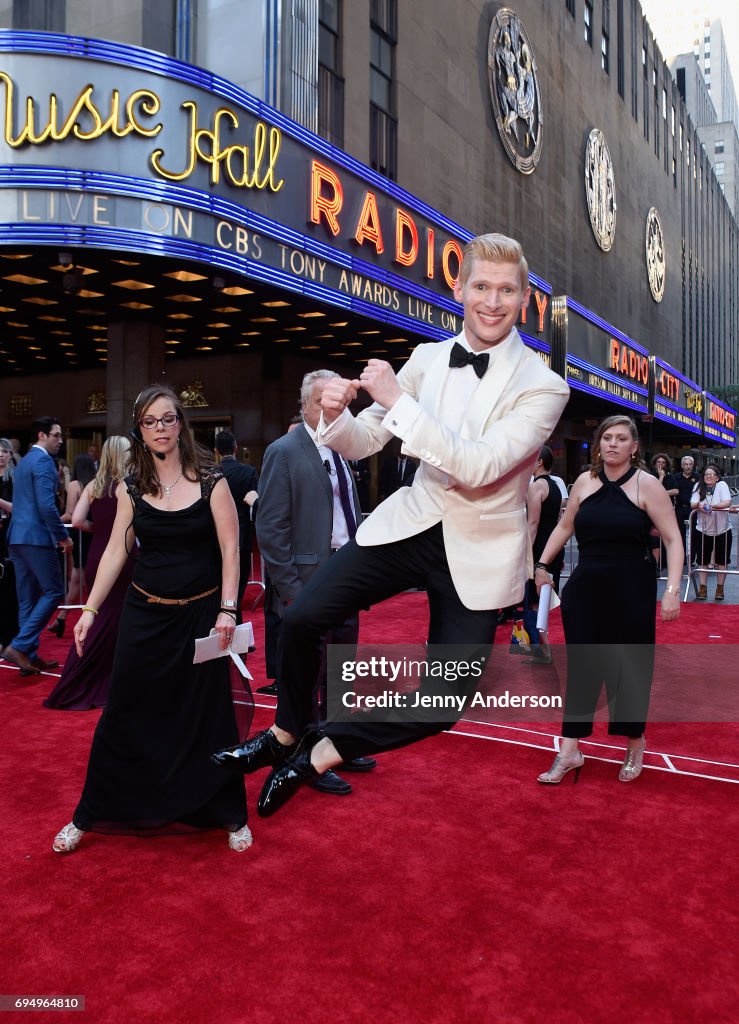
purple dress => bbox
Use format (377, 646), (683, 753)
(44, 491), (136, 710)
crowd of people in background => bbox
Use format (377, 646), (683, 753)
(1, 411), (735, 696)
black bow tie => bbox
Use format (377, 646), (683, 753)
(449, 341), (489, 379)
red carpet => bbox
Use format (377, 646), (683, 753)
(2, 592), (738, 1023)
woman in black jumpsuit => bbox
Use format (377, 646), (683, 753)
(533, 416), (683, 784)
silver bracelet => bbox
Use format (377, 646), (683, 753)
(219, 599), (238, 609)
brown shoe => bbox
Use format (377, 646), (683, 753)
(1, 645), (41, 675)
(696, 584), (707, 601)
(31, 656), (59, 670)
(715, 584), (725, 601)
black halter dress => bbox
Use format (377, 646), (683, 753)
(559, 467), (657, 739)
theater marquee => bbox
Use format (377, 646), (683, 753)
(0, 35), (482, 340)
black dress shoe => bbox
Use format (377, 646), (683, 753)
(31, 656), (59, 670)
(257, 743), (320, 818)
(47, 618), (66, 638)
(256, 682), (278, 696)
(340, 756), (377, 772)
(211, 728), (297, 774)
(308, 769), (352, 795)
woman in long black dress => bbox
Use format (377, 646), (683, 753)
(533, 415), (682, 784)
(52, 385), (251, 853)
(44, 436), (136, 710)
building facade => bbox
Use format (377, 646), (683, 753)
(0, 0), (736, 480)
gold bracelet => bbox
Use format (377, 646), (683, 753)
(82, 605), (98, 616)
(664, 584), (680, 596)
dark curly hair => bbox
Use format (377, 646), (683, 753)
(696, 463), (723, 502)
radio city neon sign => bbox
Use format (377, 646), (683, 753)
(656, 367), (680, 403)
(309, 161), (463, 289)
(707, 401), (736, 430)
(609, 338), (648, 386)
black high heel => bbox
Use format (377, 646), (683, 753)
(48, 618), (66, 638)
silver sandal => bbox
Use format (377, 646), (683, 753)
(227, 824), (253, 852)
(52, 822), (85, 854)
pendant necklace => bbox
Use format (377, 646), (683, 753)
(158, 471), (183, 498)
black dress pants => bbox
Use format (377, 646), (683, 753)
(274, 524), (499, 762)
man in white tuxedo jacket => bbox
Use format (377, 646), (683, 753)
(213, 233), (570, 817)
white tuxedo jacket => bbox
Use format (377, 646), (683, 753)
(318, 328), (570, 610)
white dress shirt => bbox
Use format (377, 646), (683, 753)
(303, 421), (357, 548)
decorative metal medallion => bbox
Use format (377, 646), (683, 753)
(178, 379), (208, 408)
(487, 9), (543, 174)
(86, 390), (107, 414)
(584, 128), (617, 251)
(645, 206), (666, 302)
(9, 393), (32, 418)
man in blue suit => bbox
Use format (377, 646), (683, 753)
(3, 417), (72, 675)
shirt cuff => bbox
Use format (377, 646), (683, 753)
(316, 406), (351, 445)
(381, 392), (422, 438)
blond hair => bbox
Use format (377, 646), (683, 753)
(91, 436), (131, 500)
(459, 233), (529, 291)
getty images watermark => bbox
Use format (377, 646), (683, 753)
(326, 644), (563, 726)
(327, 642), (739, 725)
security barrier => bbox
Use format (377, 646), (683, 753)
(684, 507), (739, 601)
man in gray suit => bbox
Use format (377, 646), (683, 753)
(237, 370), (376, 794)
(4, 416), (71, 675)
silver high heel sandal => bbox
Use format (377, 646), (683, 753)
(537, 750), (584, 784)
(52, 823), (85, 853)
(227, 824), (253, 852)
(618, 740), (646, 782)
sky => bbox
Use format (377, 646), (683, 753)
(640, 0), (739, 84)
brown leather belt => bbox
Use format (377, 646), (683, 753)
(132, 583), (218, 605)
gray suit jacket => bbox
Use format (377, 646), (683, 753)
(256, 424), (360, 608)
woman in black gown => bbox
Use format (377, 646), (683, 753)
(52, 385), (251, 853)
(533, 416), (683, 784)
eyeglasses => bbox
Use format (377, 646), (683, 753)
(139, 413), (180, 430)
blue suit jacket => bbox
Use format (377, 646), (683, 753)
(7, 446), (68, 548)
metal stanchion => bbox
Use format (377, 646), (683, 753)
(555, 498), (576, 583)
(684, 507), (739, 601)
(57, 523), (86, 615)
(247, 548), (266, 610)
(77, 524), (87, 602)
